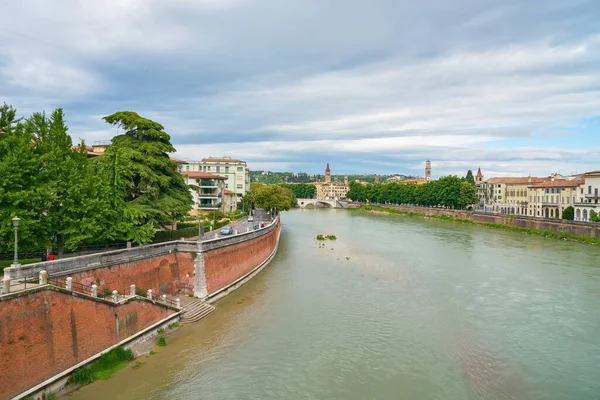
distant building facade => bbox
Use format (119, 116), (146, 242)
(181, 156), (250, 201)
(312, 163), (349, 200)
(574, 170), (600, 222)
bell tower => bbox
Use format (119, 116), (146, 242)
(425, 160), (431, 181)
(476, 167), (483, 184)
(325, 163), (331, 183)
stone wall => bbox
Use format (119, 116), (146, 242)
(0, 287), (176, 399)
(369, 205), (600, 239)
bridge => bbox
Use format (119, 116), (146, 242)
(297, 199), (348, 208)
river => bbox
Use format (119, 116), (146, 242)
(70, 209), (600, 400)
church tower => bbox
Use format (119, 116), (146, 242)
(344, 174), (348, 185)
(325, 163), (331, 183)
(374, 175), (380, 184)
(476, 167), (483, 184)
(425, 160), (431, 181)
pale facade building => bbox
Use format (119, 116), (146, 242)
(527, 178), (583, 219)
(181, 157), (250, 201)
(479, 176), (546, 214)
(574, 170), (600, 222)
(182, 171), (226, 216)
(313, 163), (349, 200)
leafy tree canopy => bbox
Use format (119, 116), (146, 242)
(562, 206), (574, 221)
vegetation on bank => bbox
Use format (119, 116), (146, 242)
(71, 347), (135, 386)
(347, 175), (478, 210)
(359, 205), (600, 245)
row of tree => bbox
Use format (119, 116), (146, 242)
(0, 104), (193, 257)
(277, 183), (316, 199)
(346, 175), (478, 209)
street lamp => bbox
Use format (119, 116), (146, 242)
(12, 216), (20, 267)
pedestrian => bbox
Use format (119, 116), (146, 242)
(48, 253), (55, 261)
(41, 251), (47, 262)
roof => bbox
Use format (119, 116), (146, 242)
(182, 171), (226, 180)
(223, 188), (235, 194)
(485, 176), (546, 185)
(583, 170), (600, 176)
(201, 157), (246, 163)
(528, 179), (584, 188)
(170, 157), (186, 164)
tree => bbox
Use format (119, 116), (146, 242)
(278, 183), (316, 199)
(252, 184), (297, 213)
(562, 206), (574, 220)
(590, 210), (600, 222)
(101, 111), (193, 244)
(0, 104), (46, 253)
(465, 170), (475, 185)
(29, 108), (98, 257)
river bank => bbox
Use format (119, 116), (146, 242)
(351, 205), (600, 245)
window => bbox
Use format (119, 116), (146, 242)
(225, 167), (229, 172)
(589, 186), (592, 194)
(216, 166), (220, 172)
(237, 167), (243, 171)
(236, 184), (243, 189)
(237, 175), (243, 180)
(186, 165), (189, 171)
(567, 197), (570, 204)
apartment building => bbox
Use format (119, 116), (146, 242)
(182, 171), (226, 216)
(479, 176), (546, 214)
(574, 170), (600, 222)
(527, 178), (583, 219)
(181, 157), (250, 201)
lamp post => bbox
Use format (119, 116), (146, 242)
(12, 216), (20, 267)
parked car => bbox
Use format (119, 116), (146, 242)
(220, 226), (234, 235)
(247, 216), (254, 222)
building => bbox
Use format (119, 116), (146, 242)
(479, 176), (547, 214)
(312, 163), (349, 200)
(222, 189), (237, 213)
(181, 156), (250, 202)
(527, 177), (583, 219)
(425, 160), (431, 182)
(182, 171), (226, 216)
(574, 170), (600, 222)
(475, 168), (483, 185)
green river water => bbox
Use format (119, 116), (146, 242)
(71, 209), (600, 400)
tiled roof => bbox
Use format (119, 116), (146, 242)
(485, 177), (546, 184)
(182, 171), (226, 180)
(170, 157), (186, 164)
(528, 179), (584, 188)
(201, 157), (246, 163)
(223, 188), (235, 194)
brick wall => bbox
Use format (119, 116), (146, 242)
(68, 252), (196, 297)
(204, 221), (280, 295)
(0, 287), (175, 399)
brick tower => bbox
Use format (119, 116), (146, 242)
(425, 160), (431, 181)
(344, 174), (348, 185)
(476, 167), (483, 184)
(325, 163), (331, 183)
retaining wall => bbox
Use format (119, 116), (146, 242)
(0, 287), (177, 400)
(367, 205), (600, 239)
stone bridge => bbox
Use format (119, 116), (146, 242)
(297, 199), (347, 208)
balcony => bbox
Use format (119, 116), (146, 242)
(584, 193), (600, 199)
(541, 201), (559, 206)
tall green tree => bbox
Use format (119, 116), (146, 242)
(101, 111), (193, 244)
(465, 170), (475, 185)
(29, 108), (98, 257)
(0, 104), (46, 253)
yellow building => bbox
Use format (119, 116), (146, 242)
(528, 178), (583, 219)
(312, 163), (349, 200)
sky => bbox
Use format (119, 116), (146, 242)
(1, 0), (599, 179)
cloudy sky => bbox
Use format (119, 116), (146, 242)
(1, 0), (599, 178)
